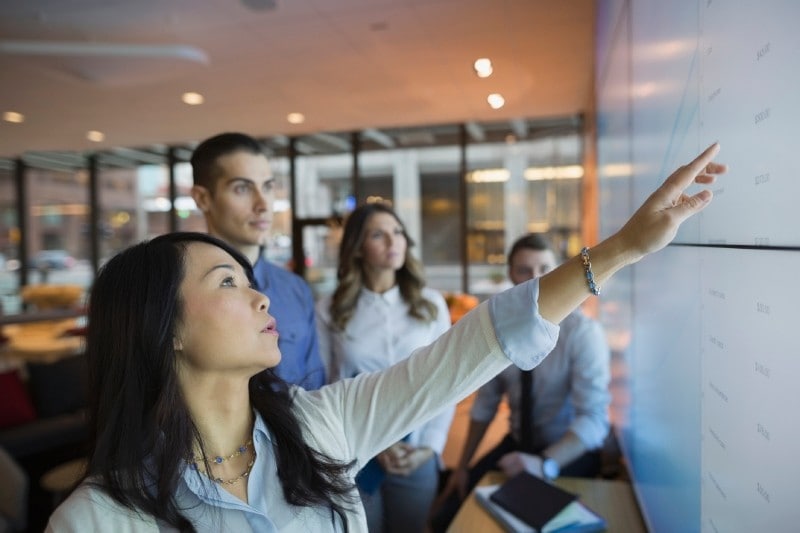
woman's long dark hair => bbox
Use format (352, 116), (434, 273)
(84, 232), (355, 530)
(329, 202), (438, 331)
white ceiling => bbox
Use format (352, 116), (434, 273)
(0, 0), (594, 159)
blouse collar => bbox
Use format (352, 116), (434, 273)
(359, 284), (401, 305)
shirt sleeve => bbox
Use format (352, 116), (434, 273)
(488, 279), (559, 370)
(565, 317), (611, 450)
(410, 403), (456, 458)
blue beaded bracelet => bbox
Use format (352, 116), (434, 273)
(580, 247), (601, 296)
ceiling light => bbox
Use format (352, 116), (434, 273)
(87, 130), (105, 142)
(241, 0), (277, 10)
(3, 111), (25, 123)
(473, 58), (493, 78)
(487, 93), (505, 109)
(287, 112), (305, 124)
(182, 92), (204, 105)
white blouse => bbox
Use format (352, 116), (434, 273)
(47, 279), (559, 533)
(316, 286), (453, 454)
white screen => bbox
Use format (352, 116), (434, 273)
(595, 0), (800, 531)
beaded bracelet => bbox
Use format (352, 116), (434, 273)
(580, 247), (601, 296)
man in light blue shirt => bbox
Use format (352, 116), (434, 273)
(432, 233), (611, 530)
(190, 132), (325, 389)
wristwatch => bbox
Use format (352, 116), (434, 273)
(541, 456), (560, 481)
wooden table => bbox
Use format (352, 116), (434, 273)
(0, 308), (84, 326)
(1, 322), (84, 364)
(447, 472), (647, 532)
(3, 333), (83, 363)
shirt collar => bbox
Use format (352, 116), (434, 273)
(180, 410), (273, 496)
(359, 285), (401, 305)
(252, 410), (272, 444)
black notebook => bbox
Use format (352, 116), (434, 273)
(476, 472), (607, 532)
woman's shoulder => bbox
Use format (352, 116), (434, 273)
(47, 483), (158, 532)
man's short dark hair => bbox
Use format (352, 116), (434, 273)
(507, 233), (554, 264)
(190, 132), (264, 190)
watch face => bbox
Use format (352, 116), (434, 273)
(542, 458), (559, 479)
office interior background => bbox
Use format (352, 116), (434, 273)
(2, 0), (796, 531)
(0, 0), (597, 315)
(0, 119), (587, 314)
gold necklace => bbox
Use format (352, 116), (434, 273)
(188, 440), (257, 485)
(188, 439), (253, 465)
(209, 453), (256, 486)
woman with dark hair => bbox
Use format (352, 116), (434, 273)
(50, 232), (355, 531)
(46, 144), (724, 531)
(316, 202), (453, 532)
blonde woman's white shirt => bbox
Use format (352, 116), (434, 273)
(47, 279), (558, 532)
(316, 285), (454, 455)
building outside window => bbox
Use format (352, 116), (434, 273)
(0, 117), (585, 314)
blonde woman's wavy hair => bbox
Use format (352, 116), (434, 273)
(329, 202), (439, 331)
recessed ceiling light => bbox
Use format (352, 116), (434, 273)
(487, 93), (505, 109)
(3, 111), (25, 123)
(182, 92), (204, 105)
(287, 112), (305, 124)
(370, 21), (389, 31)
(241, 0), (277, 10)
(87, 130), (105, 142)
(474, 58), (493, 78)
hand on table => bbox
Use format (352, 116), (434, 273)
(497, 451), (544, 479)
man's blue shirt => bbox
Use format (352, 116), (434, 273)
(252, 255), (325, 389)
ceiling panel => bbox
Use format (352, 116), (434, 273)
(0, 0), (594, 157)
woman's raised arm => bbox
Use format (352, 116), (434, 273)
(538, 142), (726, 324)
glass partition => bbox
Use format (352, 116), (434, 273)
(417, 145), (463, 294)
(466, 130), (584, 300)
(97, 164), (145, 264)
(0, 165), (20, 314)
(260, 154), (294, 268)
(22, 163), (91, 311)
(293, 133), (354, 219)
(1, 118), (584, 314)
(289, 133), (354, 295)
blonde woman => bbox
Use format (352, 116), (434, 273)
(316, 202), (453, 532)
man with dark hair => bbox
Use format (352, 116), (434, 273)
(432, 233), (611, 530)
(190, 132), (325, 389)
